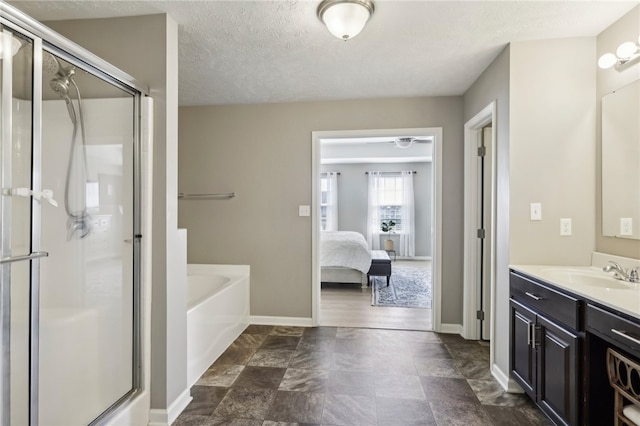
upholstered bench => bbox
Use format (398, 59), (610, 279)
(368, 250), (392, 286)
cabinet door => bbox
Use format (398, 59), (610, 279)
(537, 315), (580, 426)
(510, 299), (536, 398)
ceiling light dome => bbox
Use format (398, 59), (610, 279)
(317, 0), (374, 41)
(394, 137), (415, 149)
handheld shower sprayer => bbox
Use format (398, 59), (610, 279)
(50, 65), (77, 124)
(48, 55), (91, 240)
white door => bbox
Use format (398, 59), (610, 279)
(479, 126), (493, 340)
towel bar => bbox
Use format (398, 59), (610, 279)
(178, 192), (235, 200)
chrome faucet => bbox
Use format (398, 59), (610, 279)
(602, 261), (640, 283)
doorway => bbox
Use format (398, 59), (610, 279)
(463, 103), (497, 346)
(311, 128), (443, 332)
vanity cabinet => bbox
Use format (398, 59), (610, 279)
(510, 271), (582, 426)
(586, 304), (640, 358)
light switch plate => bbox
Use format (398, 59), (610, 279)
(530, 203), (542, 221)
(620, 218), (633, 236)
(560, 218), (572, 236)
(299, 205), (310, 217)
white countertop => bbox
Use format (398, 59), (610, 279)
(510, 264), (640, 321)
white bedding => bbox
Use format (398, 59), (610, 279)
(320, 231), (372, 274)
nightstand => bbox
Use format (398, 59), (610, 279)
(385, 249), (396, 261)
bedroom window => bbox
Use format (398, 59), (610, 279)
(367, 171), (415, 256)
(378, 176), (404, 231)
(320, 172), (339, 231)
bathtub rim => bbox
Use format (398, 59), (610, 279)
(187, 264), (250, 276)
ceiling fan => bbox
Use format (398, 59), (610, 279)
(393, 137), (430, 149)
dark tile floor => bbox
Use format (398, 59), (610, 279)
(173, 325), (551, 426)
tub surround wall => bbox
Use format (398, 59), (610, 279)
(178, 97), (465, 325)
(596, 4), (640, 259)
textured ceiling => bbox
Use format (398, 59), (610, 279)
(6, 1), (639, 106)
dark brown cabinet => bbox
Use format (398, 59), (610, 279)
(511, 300), (536, 397)
(536, 315), (579, 426)
(511, 268), (640, 425)
(510, 272), (582, 426)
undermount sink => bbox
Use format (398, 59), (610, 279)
(538, 268), (638, 291)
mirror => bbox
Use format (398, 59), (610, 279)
(602, 79), (640, 239)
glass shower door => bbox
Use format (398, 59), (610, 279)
(38, 51), (136, 425)
(0, 27), (36, 426)
(0, 13), (142, 423)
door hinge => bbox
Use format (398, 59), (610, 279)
(477, 228), (485, 239)
(476, 310), (485, 321)
(477, 146), (486, 157)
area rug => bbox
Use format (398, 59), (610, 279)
(371, 266), (432, 309)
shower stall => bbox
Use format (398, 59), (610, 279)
(0, 5), (149, 425)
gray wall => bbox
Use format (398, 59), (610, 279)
(509, 37), (596, 266)
(178, 96), (464, 322)
(320, 162), (432, 257)
(47, 15), (186, 411)
(463, 45), (511, 375)
(465, 37), (598, 382)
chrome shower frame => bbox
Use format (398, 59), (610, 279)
(0, 3), (149, 425)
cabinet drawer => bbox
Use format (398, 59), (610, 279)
(510, 271), (581, 330)
(587, 304), (640, 358)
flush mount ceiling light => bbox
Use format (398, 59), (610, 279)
(598, 35), (640, 72)
(393, 137), (430, 149)
(317, 0), (374, 41)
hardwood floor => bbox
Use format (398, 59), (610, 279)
(320, 260), (432, 331)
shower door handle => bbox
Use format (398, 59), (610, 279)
(0, 251), (49, 265)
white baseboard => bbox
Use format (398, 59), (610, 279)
(148, 388), (192, 426)
(250, 316), (314, 327)
(438, 323), (462, 334)
(491, 363), (524, 393)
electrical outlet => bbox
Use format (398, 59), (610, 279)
(530, 203), (542, 221)
(620, 218), (633, 236)
(560, 218), (572, 236)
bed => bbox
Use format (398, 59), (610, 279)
(320, 231), (372, 287)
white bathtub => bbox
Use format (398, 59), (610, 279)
(187, 264), (250, 387)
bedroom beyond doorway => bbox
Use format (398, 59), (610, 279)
(320, 260), (432, 331)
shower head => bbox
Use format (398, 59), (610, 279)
(50, 74), (70, 98)
(50, 65), (75, 97)
(50, 66), (77, 124)
(43, 51), (61, 75)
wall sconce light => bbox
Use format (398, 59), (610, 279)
(598, 35), (640, 71)
(317, 0), (374, 41)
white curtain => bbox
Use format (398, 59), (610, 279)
(325, 172), (339, 231)
(399, 171), (415, 257)
(366, 171), (382, 250)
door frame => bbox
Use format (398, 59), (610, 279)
(462, 102), (497, 343)
(310, 127), (443, 330)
